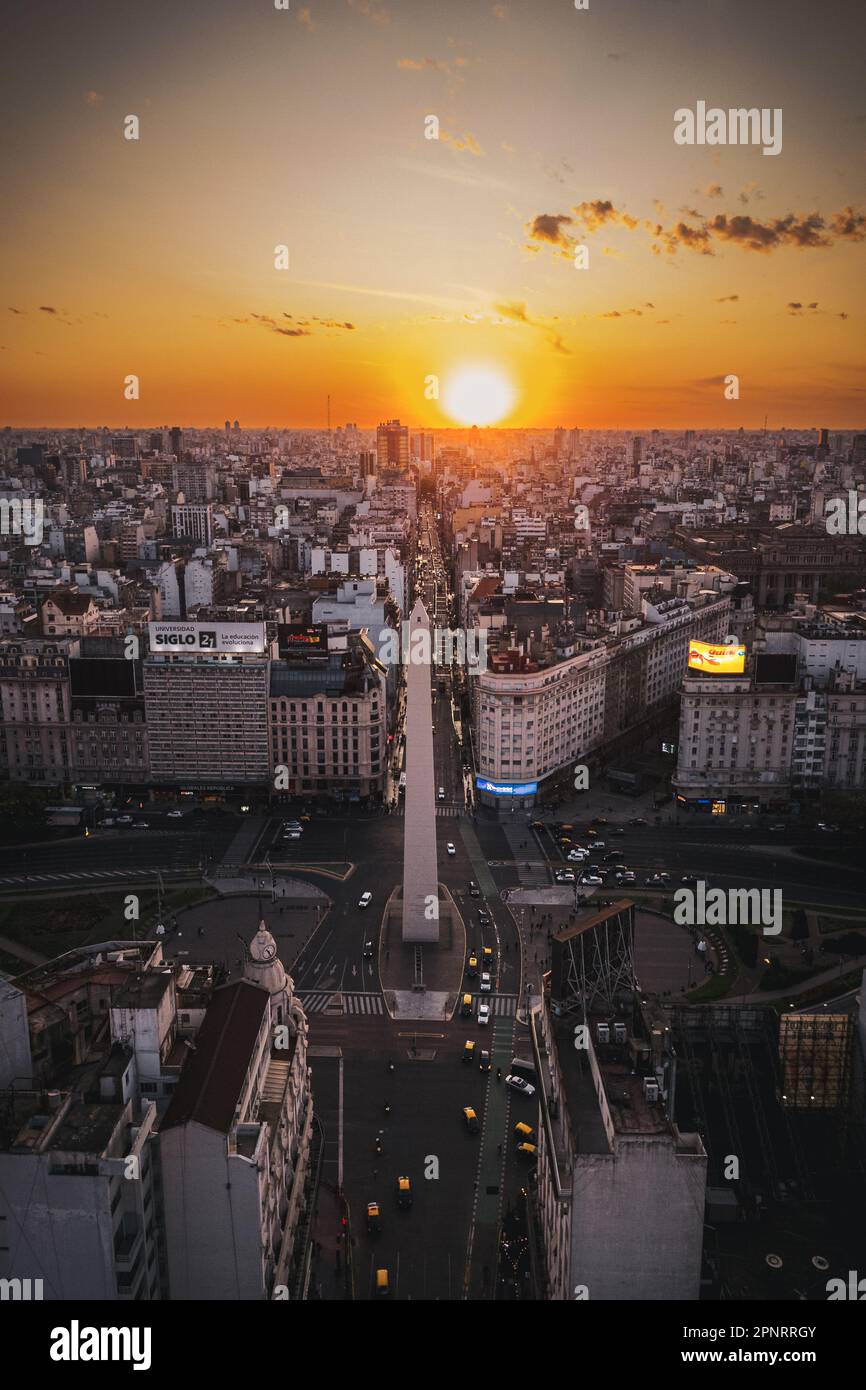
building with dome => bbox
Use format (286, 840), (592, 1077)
(159, 919), (313, 1299)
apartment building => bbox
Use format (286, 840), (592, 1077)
(473, 593), (729, 808)
(674, 652), (866, 810)
(269, 634), (387, 799)
(532, 903), (707, 1300)
(143, 621), (270, 787)
(0, 637), (74, 784)
(160, 927), (312, 1300)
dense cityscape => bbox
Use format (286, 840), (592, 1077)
(1, 0), (864, 1363)
(1, 418), (864, 1315)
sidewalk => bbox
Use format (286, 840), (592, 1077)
(308, 1182), (351, 1301)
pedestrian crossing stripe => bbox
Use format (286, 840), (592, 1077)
(299, 990), (386, 1015)
(391, 805), (463, 817)
(471, 993), (517, 1015)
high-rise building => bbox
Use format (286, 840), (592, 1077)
(171, 501), (214, 546)
(168, 426), (183, 461)
(144, 622), (270, 786)
(376, 419), (409, 471)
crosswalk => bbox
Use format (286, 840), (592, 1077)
(299, 990), (518, 1017)
(471, 992), (517, 1016)
(299, 990), (386, 1015)
(0, 866), (171, 888)
(391, 805), (464, 818)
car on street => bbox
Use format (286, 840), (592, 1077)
(463, 1107), (480, 1134)
(769, 823), (787, 832)
(590, 839), (606, 851)
(367, 1201), (381, 1235)
(817, 821), (839, 833)
(555, 868), (576, 883)
(480, 972), (492, 992)
(580, 872), (603, 885)
(610, 827), (626, 836)
(477, 1002), (491, 1025)
(615, 870), (636, 884)
(116, 814), (133, 825)
(644, 872), (670, 887)
(133, 821), (149, 829)
(479, 1050), (491, 1073)
(629, 817), (648, 827)
(468, 881), (480, 897)
(358, 891), (373, 909)
(446, 842), (456, 855)
(281, 830), (301, 840)
(437, 787), (445, 800)
(167, 809), (184, 819)
(363, 940), (374, 958)
(478, 910), (490, 925)
(514, 1121), (537, 1143)
(681, 874), (699, 886)
(462, 1040), (476, 1062)
(567, 849), (588, 862)
(396, 1176), (412, 1209)
(467, 953), (478, 976)
(505, 1074), (536, 1098)
(460, 993), (473, 1017)
(482, 945), (494, 966)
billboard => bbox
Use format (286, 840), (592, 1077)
(476, 777), (538, 797)
(687, 640), (746, 674)
(148, 621), (266, 654)
(277, 622), (328, 656)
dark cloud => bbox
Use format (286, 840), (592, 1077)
(39, 306), (58, 314)
(716, 294), (739, 302)
(830, 206), (866, 241)
(526, 213), (573, 248)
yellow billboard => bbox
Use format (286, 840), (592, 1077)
(688, 641), (746, 674)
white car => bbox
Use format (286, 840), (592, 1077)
(437, 787), (445, 800)
(358, 892), (373, 909)
(567, 849), (588, 862)
(116, 814), (133, 825)
(133, 821), (149, 830)
(615, 870), (637, 884)
(446, 842), (456, 855)
(477, 1002), (491, 1025)
(580, 872), (603, 885)
(555, 869), (575, 883)
(480, 972), (492, 992)
(167, 809), (184, 819)
(505, 1075), (536, 1098)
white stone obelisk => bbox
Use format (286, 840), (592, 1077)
(402, 598), (440, 943)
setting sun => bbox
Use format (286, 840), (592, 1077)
(441, 365), (516, 427)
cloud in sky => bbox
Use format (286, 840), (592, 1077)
(347, 0), (389, 24)
(398, 57), (450, 73)
(493, 298), (570, 355)
(440, 130), (483, 156)
(527, 199), (866, 259)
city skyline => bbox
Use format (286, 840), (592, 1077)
(2, 0), (865, 429)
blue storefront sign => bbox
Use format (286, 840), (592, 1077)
(476, 777), (539, 797)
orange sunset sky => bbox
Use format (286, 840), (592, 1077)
(2, 0), (865, 429)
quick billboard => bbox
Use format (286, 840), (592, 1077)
(476, 777), (538, 797)
(687, 640), (746, 674)
(148, 622), (266, 654)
